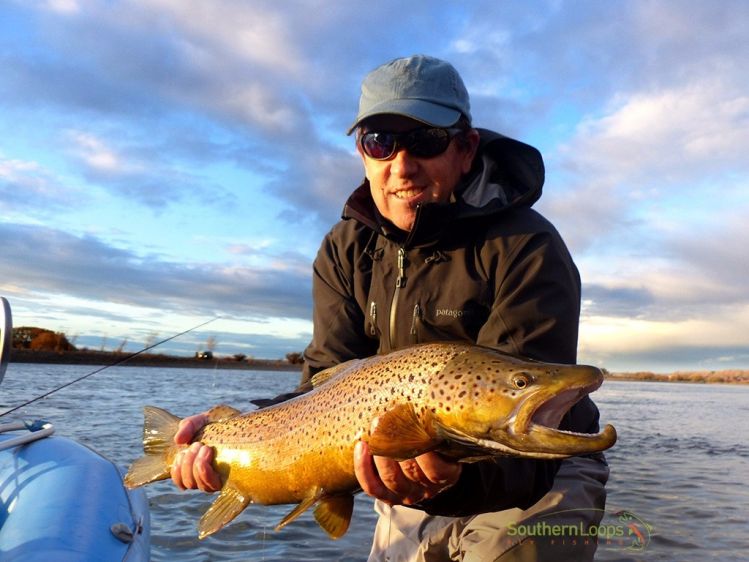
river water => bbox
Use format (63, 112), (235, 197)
(1, 363), (747, 561)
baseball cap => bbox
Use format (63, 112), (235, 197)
(347, 55), (472, 135)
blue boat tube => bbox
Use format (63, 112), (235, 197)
(0, 422), (150, 561)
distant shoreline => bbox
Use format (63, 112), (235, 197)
(9, 349), (748, 383)
(605, 371), (749, 384)
(9, 349), (302, 372)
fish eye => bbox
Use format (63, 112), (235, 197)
(512, 374), (530, 389)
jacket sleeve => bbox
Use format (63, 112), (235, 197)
(417, 219), (600, 517)
(300, 228), (378, 386)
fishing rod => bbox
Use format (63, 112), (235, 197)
(0, 297), (219, 418)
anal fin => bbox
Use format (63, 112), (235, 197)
(364, 403), (440, 460)
(314, 494), (354, 539)
(198, 482), (251, 540)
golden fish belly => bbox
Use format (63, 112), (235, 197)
(202, 410), (363, 505)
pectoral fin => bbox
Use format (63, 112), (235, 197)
(314, 494), (354, 539)
(198, 482), (251, 540)
(364, 403), (440, 460)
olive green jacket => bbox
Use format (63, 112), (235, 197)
(302, 129), (601, 516)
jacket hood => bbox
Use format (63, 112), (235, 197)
(342, 128), (544, 243)
(456, 128), (544, 216)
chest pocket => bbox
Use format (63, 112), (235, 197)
(364, 247), (491, 350)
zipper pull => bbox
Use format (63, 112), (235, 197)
(396, 248), (407, 288)
(410, 303), (421, 337)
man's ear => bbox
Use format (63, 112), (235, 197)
(460, 129), (481, 175)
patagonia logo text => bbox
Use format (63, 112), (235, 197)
(435, 309), (464, 318)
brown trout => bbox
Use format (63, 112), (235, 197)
(124, 342), (616, 540)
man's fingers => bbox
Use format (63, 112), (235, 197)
(354, 441), (462, 506)
(170, 449), (186, 490)
(175, 414), (209, 444)
(179, 442), (202, 490)
(373, 455), (422, 503)
(195, 446), (221, 492)
(354, 441), (398, 505)
(170, 443), (220, 492)
(398, 458), (430, 486)
(412, 452), (462, 486)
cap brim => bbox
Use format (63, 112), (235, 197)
(347, 99), (462, 135)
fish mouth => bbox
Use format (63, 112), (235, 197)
(524, 380), (603, 435)
(511, 378), (617, 457)
(438, 369), (617, 460)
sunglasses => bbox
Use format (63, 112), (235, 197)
(358, 127), (463, 160)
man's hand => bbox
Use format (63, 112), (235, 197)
(354, 440), (461, 506)
(170, 413), (222, 492)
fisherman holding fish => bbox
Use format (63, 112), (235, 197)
(169, 55), (610, 561)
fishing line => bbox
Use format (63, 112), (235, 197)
(0, 316), (220, 418)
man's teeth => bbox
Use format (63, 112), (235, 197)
(393, 188), (423, 199)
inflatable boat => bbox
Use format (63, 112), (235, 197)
(0, 297), (150, 561)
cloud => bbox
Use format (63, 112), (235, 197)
(539, 74), (749, 258)
(0, 223), (313, 320)
(265, 143), (362, 227)
(561, 83), (749, 184)
(3, 1), (749, 371)
(579, 307), (749, 372)
(43, 0), (81, 14)
(67, 130), (127, 174)
(0, 155), (83, 215)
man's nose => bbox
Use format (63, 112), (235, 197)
(389, 147), (419, 176)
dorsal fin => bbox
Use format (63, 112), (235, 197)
(206, 404), (242, 422)
(310, 358), (364, 388)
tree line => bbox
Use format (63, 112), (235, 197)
(12, 327), (77, 352)
(13, 326), (306, 365)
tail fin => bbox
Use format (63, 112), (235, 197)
(124, 406), (181, 488)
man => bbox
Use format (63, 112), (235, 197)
(172, 55), (608, 561)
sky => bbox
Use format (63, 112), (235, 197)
(1, 0), (747, 372)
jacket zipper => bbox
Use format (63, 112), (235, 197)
(388, 247), (407, 349)
(387, 205), (421, 350)
(369, 301), (377, 337)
